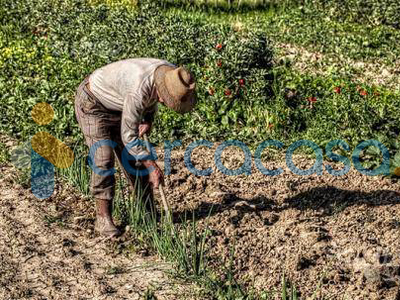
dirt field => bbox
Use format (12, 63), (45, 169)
(161, 145), (400, 299)
(0, 163), (197, 300)
(1, 141), (400, 299)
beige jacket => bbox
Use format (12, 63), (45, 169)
(89, 58), (175, 157)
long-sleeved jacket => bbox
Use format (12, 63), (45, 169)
(89, 58), (175, 157)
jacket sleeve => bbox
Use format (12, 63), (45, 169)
(121, 91), (149, 158)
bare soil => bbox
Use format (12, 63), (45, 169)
(0, 163), (196, 300)
(2, 138), (400, 299)
(160, 145), (400, 299)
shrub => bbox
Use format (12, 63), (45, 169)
(0, 0), (273, 146)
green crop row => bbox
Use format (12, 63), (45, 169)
(169, 3), (400, 72)
(164, 0), (400, 29)
(294, 0), (400, 29)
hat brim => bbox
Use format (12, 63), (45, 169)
(154, 64), (197, 114)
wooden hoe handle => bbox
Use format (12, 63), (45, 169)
(143, 134), (171, 217)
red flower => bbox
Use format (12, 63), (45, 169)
(239, 79), (245, 86)
(215, 43), (223, 50)
(216, 60), (222, 67)
(224, 89), (232, 96)
(269, 123), (274, 129)
(307, 97), (317, 103)
(360, 90), (368, 96)
(208, 87), (215, 96)
(334, 87), (341, 94)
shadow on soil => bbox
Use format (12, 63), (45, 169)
(173, 187), (400, 223)
(285, 186), (400, 215)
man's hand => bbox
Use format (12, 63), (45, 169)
(139, 122), (152, 137)
(142, 160), (164, 189)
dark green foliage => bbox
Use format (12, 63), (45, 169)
(1, 0), (399, 169)
(166, 1), (400, 167)
(0, 0), (273, 146)
(0, 142), (10, 164)
(165, 0), (400, 28)
(161, 0), (279, 12)
(296, 0), (400, 29)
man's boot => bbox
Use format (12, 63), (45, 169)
(95, 199), (121, 237)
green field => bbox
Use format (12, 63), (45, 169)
(1, 0), (399, 160)
(1, 0), (400, 298)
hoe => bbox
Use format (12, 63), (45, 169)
(143, 133), (171, 219)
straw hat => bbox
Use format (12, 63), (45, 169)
(154, 65), (197, 114)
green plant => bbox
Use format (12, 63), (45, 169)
(160, 0), (282, 12)
(58, 152), (92, 197)
(390, 150), (400, 177)
(0, 0), (273, 147)
(0, 142), (10, 164)
(168, 0), (400, 28)
(110, 172), (281, 299)
(281, 274), (298, 300)
(15, 168), (31, 188)
(143, 287), (157, 300)
(293, 0), (400, 29)
(113, 176), (210, 277)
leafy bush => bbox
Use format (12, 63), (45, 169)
(0, 0), (273, 146)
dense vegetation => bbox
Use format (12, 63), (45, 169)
(293, 0), (400, 29)
(0, 0), (273, 146)
(168, 0), (400, 28)
(1, 0), (400, 170)
(169, 0), (400, 171)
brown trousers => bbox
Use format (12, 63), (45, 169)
(74, 77), (150, 201)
